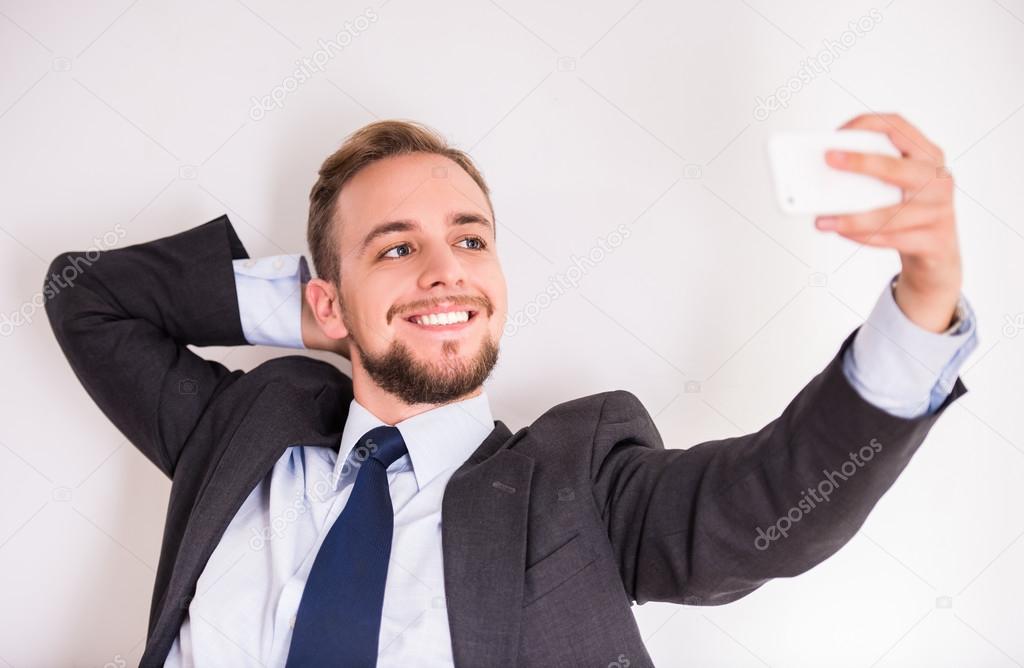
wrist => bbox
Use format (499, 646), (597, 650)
(892, 273), (961, 333)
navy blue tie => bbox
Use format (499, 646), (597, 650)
(285, 425), (408, 667)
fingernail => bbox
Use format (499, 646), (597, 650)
(816, 216), (837, 230)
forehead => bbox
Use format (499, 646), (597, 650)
(335, 152), (491, 250)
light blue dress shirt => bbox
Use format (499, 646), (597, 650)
(165, 324), (494, 665)
(845, 274), (978, 416)
(165, 254), (978, 666)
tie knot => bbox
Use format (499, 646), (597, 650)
(357, 425), (408, 469)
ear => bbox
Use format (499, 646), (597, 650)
(305, 277), (349, 340)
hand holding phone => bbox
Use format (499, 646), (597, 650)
(767, 129), (904, 215)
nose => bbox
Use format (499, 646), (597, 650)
(417, 240), (468, 291)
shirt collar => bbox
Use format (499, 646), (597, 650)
(331, 389), (495, 492)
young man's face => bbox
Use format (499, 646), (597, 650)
(331, 151), (507, 406)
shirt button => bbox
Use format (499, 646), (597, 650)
(273, 257), (284, 271)
(243, 259), (255, 268)
(289, 615), (296, 629)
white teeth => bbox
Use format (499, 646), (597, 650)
(412, 311), (470, 326)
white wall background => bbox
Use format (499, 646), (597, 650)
(1, 0), (1022, 665)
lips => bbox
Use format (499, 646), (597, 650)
(403, 311), (475, 323)
(404, 307), (479, 322)
(405, 310), (479, 328)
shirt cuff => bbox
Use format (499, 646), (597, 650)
(232, 254), (309, 349)
(842, 272), (979, 419)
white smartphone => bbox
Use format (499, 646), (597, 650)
(767, 129), (903, 215)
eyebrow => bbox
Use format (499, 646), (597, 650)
(358, 211), (493, 257)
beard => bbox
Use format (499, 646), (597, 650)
(347, 316), (500, 406)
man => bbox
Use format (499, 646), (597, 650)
(44, 114), (977, 667)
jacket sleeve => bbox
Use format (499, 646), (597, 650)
(44, 214), (252, 479)
(589, 324), (968, 606)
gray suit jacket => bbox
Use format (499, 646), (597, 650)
(44, 215), (967, 667)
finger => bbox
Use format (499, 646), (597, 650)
(816, 202), (943, 237)
(824, 150), (936, 191)
(837, 226), (936, 256)
(837, 113), (944, 163)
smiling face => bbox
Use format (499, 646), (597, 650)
(314, 151), (507, 413)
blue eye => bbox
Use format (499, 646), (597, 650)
(460, 236), (487, 250)
(378, 236), (487, 260)
(381, 243), (412, 259)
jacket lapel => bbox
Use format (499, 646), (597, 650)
(143, 382), (533, 668)
(442, 421), (534, 668)
(143, 381), (348, 664)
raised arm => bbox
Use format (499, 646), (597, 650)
(44, 215), (252, 478)
(589, 324), (969, 606)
